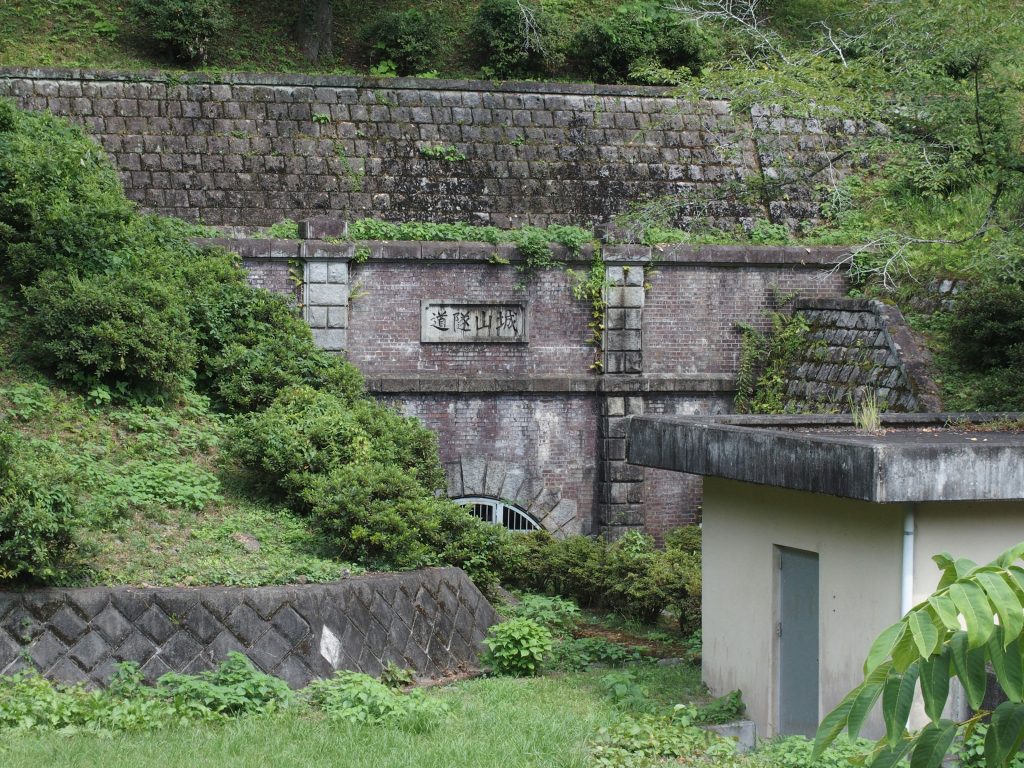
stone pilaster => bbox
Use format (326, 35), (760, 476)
(599, 264), (646, 539)
(302, 241), (349, 353)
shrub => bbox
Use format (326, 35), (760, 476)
(472, 0), (559, 78)
(363, 9), (447, 76)
(300, 463), (442, 569)
(548, 637), (646, 672)
(664, 525), (701, 553)
(126, 0), (231, 64)
(23, 269), (196, 395)
(185, 263), (363, 411)
(651, 547), (702, 634)
(572, 2), (711, 84)
(504, 594), (581, 635)
(482, 617), (553, 676)
(603, 532), (664, 624)
(230, 386), (444, 499)
(157, 652), (292, 715)
(0, 425), (78, 583)
(305, 671), (446, 730)
(0, 103), (134, 285)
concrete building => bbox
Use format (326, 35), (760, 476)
(627, 413), (1024, 740)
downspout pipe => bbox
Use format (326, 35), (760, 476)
(901, 504), (916, 616)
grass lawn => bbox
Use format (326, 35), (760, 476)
(0, 668), (703, 768)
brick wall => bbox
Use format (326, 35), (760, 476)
(642, 249), (849, 377)
(0, 67), (858, 228)
(225, 238), (852, 537)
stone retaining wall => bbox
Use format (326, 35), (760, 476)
(0, 568), (496, 688)
(784, 298), (942, 412)
(0, 67), (859, 228)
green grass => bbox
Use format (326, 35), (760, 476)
(0, 675), (622, 768)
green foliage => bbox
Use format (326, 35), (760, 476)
(230, 386), (444, 499)
(814, 542), (1024, 768)
(264, 219), (299, 239)
(572, 2), (712, 84)
(363, 9), (447, 77)
(23, 269), (196, 395)
(504, 594), (581, 636)
(0, 103), (134, 285)
(734, 312), (813, 414)
(0, 423), (77, 582)
(471, 0), (559, 78)
(603, 532), (666, 624)
(945, 279), (1024, 410)
(751, 735), (874, 768)
(158, 653), (292, 715)
(417, 144), (467, 162)
(305, 671), (445, 730)
(547, 637), (646, 672)
(0, 654), (290, 733)
(694, 689), (744, 725)
(126, 0), (230, 64)
(590, 704), (736, 767)
(664, 525), (701, 554)
(955, 723), (1024, 768)
(482, 617), (553, 676)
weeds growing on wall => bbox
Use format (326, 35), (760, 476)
(734, 311), (814, 414)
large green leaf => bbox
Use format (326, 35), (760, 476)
(812, 690), (857, 759)
(933, 553), (958, 590)
(882, 663), (919, 745)
(988, 628), (1024, 703)
(848, 662), (894, 740)
(977, 571), (1024, 645)
(870, 739), (914, 768)
(892, 626), (923, 672)
(908, 610), (940, 658)
(919, 647), (952, 723)
(927, 594), (961, 631)
(865, 622), (907, 675)
(996, 543), (1024, 569)
(985, 701), (1024, 768)
(909, 720), (959, 768)
(950, 630), (987, 710)
(949, 581), (995, 648)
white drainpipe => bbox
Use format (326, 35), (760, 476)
(901, 504), (916, 616)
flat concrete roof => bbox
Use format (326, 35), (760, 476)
(627, 413), (1024, 503)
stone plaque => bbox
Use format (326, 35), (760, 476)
(420, 300), (528, 343)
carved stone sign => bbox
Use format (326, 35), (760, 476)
(421, 300), (528, 343)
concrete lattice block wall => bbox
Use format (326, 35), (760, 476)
(0, 568), (498, 688)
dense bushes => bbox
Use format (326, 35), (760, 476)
(505, 528), (702, 630)
(946, 279), (1024, 409)
(126, 0), (230, 64)
(572, 2), (713, 84)
(362, 9), (447, 76)
(0, 424), (77, 582)
(472, 0), (559, 78)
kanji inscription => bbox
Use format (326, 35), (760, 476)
(420, 301), (528, 343)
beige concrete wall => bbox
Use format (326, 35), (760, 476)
(702, 477), (904, 739)
(914, 501), (1024, 601)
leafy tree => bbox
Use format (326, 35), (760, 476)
(815, 542), (1024, 768)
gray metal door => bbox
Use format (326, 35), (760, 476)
(778, 546), (819, 737)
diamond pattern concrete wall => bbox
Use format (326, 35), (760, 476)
(0, 568), (497, 688)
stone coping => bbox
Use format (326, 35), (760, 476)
(367, 374), (735, 394)
(0, 65), (694, 98)
(626, 413), (1024, 503)
(197, 237), (851, 267)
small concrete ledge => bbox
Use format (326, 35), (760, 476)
(704, 719), (757, 752)
(627, 413), (1024, 502)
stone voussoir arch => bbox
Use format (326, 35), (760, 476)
(443, 457), (581, 537)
